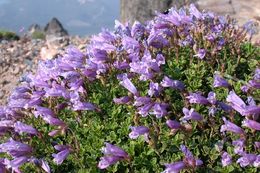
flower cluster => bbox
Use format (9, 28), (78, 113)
(0, 3), (259, 172)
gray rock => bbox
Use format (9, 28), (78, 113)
(12, 66), (20, 75)
(28, 24), (42, 34)
(0, 91), (4, 99)
(44, 17), (68, 37)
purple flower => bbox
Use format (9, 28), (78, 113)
(101, 143), (129, 158)
(237, 153), (257, 167)
(232, 139), (245, 155)
(194, 49), (206, 59)
(220, 117), (244, 135)
(162, 161), (186, 173)
(208, 107), (217, 116)
(137, 102), (154, 117)
(8, 156), (29, 170)
(147, 30), (169, 48)
(151, 103), (169, 118)
(131, 21), (145, 39)
(0, 138), (32, 157)
(243, 20), (258, 38)
(189, 4), (202, 19)
(98, 143), (129, 169)
(161, 76), (185, 91)
(129, 126), (149, 139)
(253, 155), (260, 167)
(88, 48), (108, 63)
(98, 156), (121, 169)
(255, 142), (260, 149)
(243, 105), (260, 116)
(0, 158), (6, 172)
(52, 145), (70, 165)
(248, 80), (260, 89)
(113, 96), (131, 104)
(119, 74), (139, 96)
(253, 68), (260, 80)
(32, 159), (51, 173)
(226, 91), (253, 116)
(242, 119), (260, 131)
(42, 115), (66, 127)
(113, 60), (130, 70)
(0, 120), (14, 133)
(181, 108), (203, 122)
(186, 93), (209, 105)
(14, 121), (38, 135)
(218, 101), (232, 113)
(34, 106), (55, 118)
(221, 152), (232, 166)
(166, 120), (182, 130)
(148, 82), (162, 97)
(122, 36), (140, 54)
(72, 101), (97, 111)
(213, 74), (230, 88)
(241, 85), (250, 93)
(180, 145), (203, 167)
(247, 96), (256, 106)
(133, 96), (152, 107)
(207, 92), (217, 105)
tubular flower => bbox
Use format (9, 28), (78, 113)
(162, 161), (186, 173)
(221, 152), (232, 167)
(129, 126), (149, 140)
(226, 91), (246, 115)
(242, 119), (260, 131)
(180, 145), (203, 167)
(226, 91), (260, 116)
(166, 120), (182, 130)
(52, 145), (71, 165)
(181, 108), (203, 122)
(161, 76), (185, 91)
(186, 93), (209, 105)
(213, 74), (230, 88)
(232, 139), (245, 155)
(14, 121), (38, 135)
(0, 138), (32, 157)
(220, 117), (244, 135)
(113, 96), (131, 104)
(237, 153), (258, 167)
(98, 143), (129, 169)
(119, 74), (139, 96)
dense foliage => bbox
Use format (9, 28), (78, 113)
(0, 4), (259, 173)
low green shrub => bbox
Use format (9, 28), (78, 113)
(0, 4), (259, 173)
(0, 30), (19, 41)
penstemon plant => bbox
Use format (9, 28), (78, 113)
(0, 4), (259, 173)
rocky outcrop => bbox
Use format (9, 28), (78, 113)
(44, 17), (68, 37)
